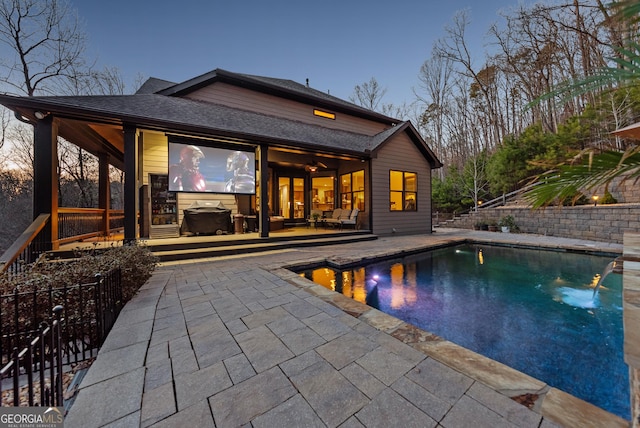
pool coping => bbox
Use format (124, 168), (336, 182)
(270, 236), (629, 428)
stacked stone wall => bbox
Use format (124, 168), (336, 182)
(608, 176), (640, 203)
(447, 203), (640, 244)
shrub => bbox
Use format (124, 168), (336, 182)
(0, 243), (157, 356)
(2, 244), (157, 297)
(600, 191), (617, 205)
(67, 244), (158, 301)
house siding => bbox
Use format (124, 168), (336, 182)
(184, 83), (389, 136)
(141, 131), (169, 184)
(370, 133), (432, 236)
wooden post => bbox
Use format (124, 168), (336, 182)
(33, 115), (58, 250)
(98, 153), (111, 237)
(259, 144), (269, 238)
(123, 125), (139, 243)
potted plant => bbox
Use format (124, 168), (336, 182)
(487, 220), (499, 232)
(499, 215), (517, 233)
(310, 212), (321, 229)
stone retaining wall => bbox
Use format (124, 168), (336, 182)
(608, 176), (640, 203)
(444, 203), (640, 244)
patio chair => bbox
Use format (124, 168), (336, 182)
(324, 208), (348, 227)
(340, 208), (360, 229)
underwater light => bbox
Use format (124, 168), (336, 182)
(366, 274), (379, 287)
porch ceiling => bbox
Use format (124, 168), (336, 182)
(65, 120), (125, 169)
(12, 105), (126, 171)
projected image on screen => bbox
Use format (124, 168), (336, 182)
(168, 142), (256, 194)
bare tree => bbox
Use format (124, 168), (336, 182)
(5, 120), (34, 176)
(57, 141), (99, 207)
(0, 0), (90, 176)
(433, 10), (505, 149)
(0, 166), (31, 253)
(421, 0), (632, 191)
(380, 101), (412, 120)
(61, 65), (128, 96)
(0, 0), (89, 96)
(350, 77), (388, 111)
(415, 55), (455, 177)
(0, 106), (8, 149)
(0, 0), (133, 221)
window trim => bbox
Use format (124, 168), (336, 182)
(339, 170), (365, 210)
(389, 170), (417, 212)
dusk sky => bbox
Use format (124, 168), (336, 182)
(76, 1), (535, 108)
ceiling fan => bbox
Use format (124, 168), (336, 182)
(304, 159), (327, 172)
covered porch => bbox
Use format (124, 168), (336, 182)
(0, 95), (373, 273)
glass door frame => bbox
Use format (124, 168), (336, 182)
(274, 170), (308, 223)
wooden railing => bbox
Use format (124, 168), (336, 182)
(1, 209), (125, 275)
(476, 182), (540, 211)
(0, 214), (50, 276)
(58, 208), (124, 244)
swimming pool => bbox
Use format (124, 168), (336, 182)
(298, 243), (628, 420)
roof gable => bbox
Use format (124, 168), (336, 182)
(135, 77), (176, 94)
(371, 121), (442, 169)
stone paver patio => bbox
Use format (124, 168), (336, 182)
(64, 228), (628, 428)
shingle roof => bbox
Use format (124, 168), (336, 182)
(15, 93), (374, 155)
(234, 72), (379, 118)
(135, 78), (176, 94)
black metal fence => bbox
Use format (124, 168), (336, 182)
(0, 306), (64, 407)
(0, 268), (123, 366)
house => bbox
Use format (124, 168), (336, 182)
(0, 68), (442, 248)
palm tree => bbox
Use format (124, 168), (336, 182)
(524, 0), (640, 207)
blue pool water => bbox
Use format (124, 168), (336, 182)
(299, 244), (628, 420)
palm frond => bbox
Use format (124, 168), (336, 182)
(609, 0), (640, 23)
(523, 147), (640, 209)
(528, 41), (640, 107)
